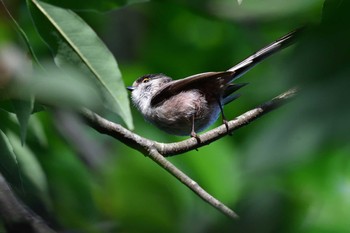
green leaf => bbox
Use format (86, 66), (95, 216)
(38, 0), (148, 11)
(0, 109), (15, 133)
(6, 131), (50, 205)
(28, 0), (134, 129)
(8, 64), (102, 110)
(0, 101), (14, 113)
(0, 129), (20, 184)
(0, 0), (42, 69)
(12, 98), (34, 145)
(34, 65), (100, 108)
(27, 114), (48, 147)
(0, 100), (45, 114)
(0, 106), (48, 147)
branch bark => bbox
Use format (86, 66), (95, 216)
(82, 87), (298, 220)
(147, 148), (239, 219)
(0, 172), (56, 233)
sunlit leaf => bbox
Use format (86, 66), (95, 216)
(27, 0), (134, 129)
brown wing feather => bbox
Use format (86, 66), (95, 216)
(150, 71), (235, 106)
(150, 29), (301, 107)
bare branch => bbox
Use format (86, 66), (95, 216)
(0, 172), (56, 233)
(82, 87), (298, 220)
(82, 108), (155, 155)
(147, 147), (239, 219)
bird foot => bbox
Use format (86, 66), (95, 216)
(223, 119), (232, 136)
(191, 131), (201, 143)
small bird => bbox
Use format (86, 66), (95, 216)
(127, 29), (300, 138)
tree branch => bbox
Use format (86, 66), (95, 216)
(147, 147), (239, 219)
(0, 172), (56, 233)
(82, 87), (298, 220)
(157, 87), (298, 156)
(83, 87), (297, 156)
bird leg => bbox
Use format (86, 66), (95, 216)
(190, 114), (201, 143)
(217, 99), (232, 135)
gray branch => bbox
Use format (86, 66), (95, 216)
(82, 87), (298, 220)
(0, 172), (56, 233)
(147, 147), (239, 219)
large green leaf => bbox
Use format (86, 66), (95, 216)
(28, 0), (134, 129)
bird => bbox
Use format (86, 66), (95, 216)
(127, 29), (300, 138)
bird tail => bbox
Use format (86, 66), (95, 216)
(227, 28), (303, 81)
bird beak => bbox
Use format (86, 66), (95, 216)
(127, 86), (135, 91)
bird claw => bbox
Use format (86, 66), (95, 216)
(223, 119), (232, 136)
(191, 131), (201, 143)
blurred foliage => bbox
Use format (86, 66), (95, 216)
(1, 0), (350, 232)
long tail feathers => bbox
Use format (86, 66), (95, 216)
(228, 28), (303, 82)
(223, 28), (303, 105)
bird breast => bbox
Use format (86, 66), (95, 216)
(144, 90), (221, 135)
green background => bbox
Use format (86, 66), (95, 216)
(1, 0), (350, 232)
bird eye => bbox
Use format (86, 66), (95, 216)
(142, 78), (150, 83)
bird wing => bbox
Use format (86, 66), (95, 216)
(150, 28), (302, 107)
(150, 71), (235, 106)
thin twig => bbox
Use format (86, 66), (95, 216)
(82, 88), (298, 220)
(148, 147), (239, 219)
